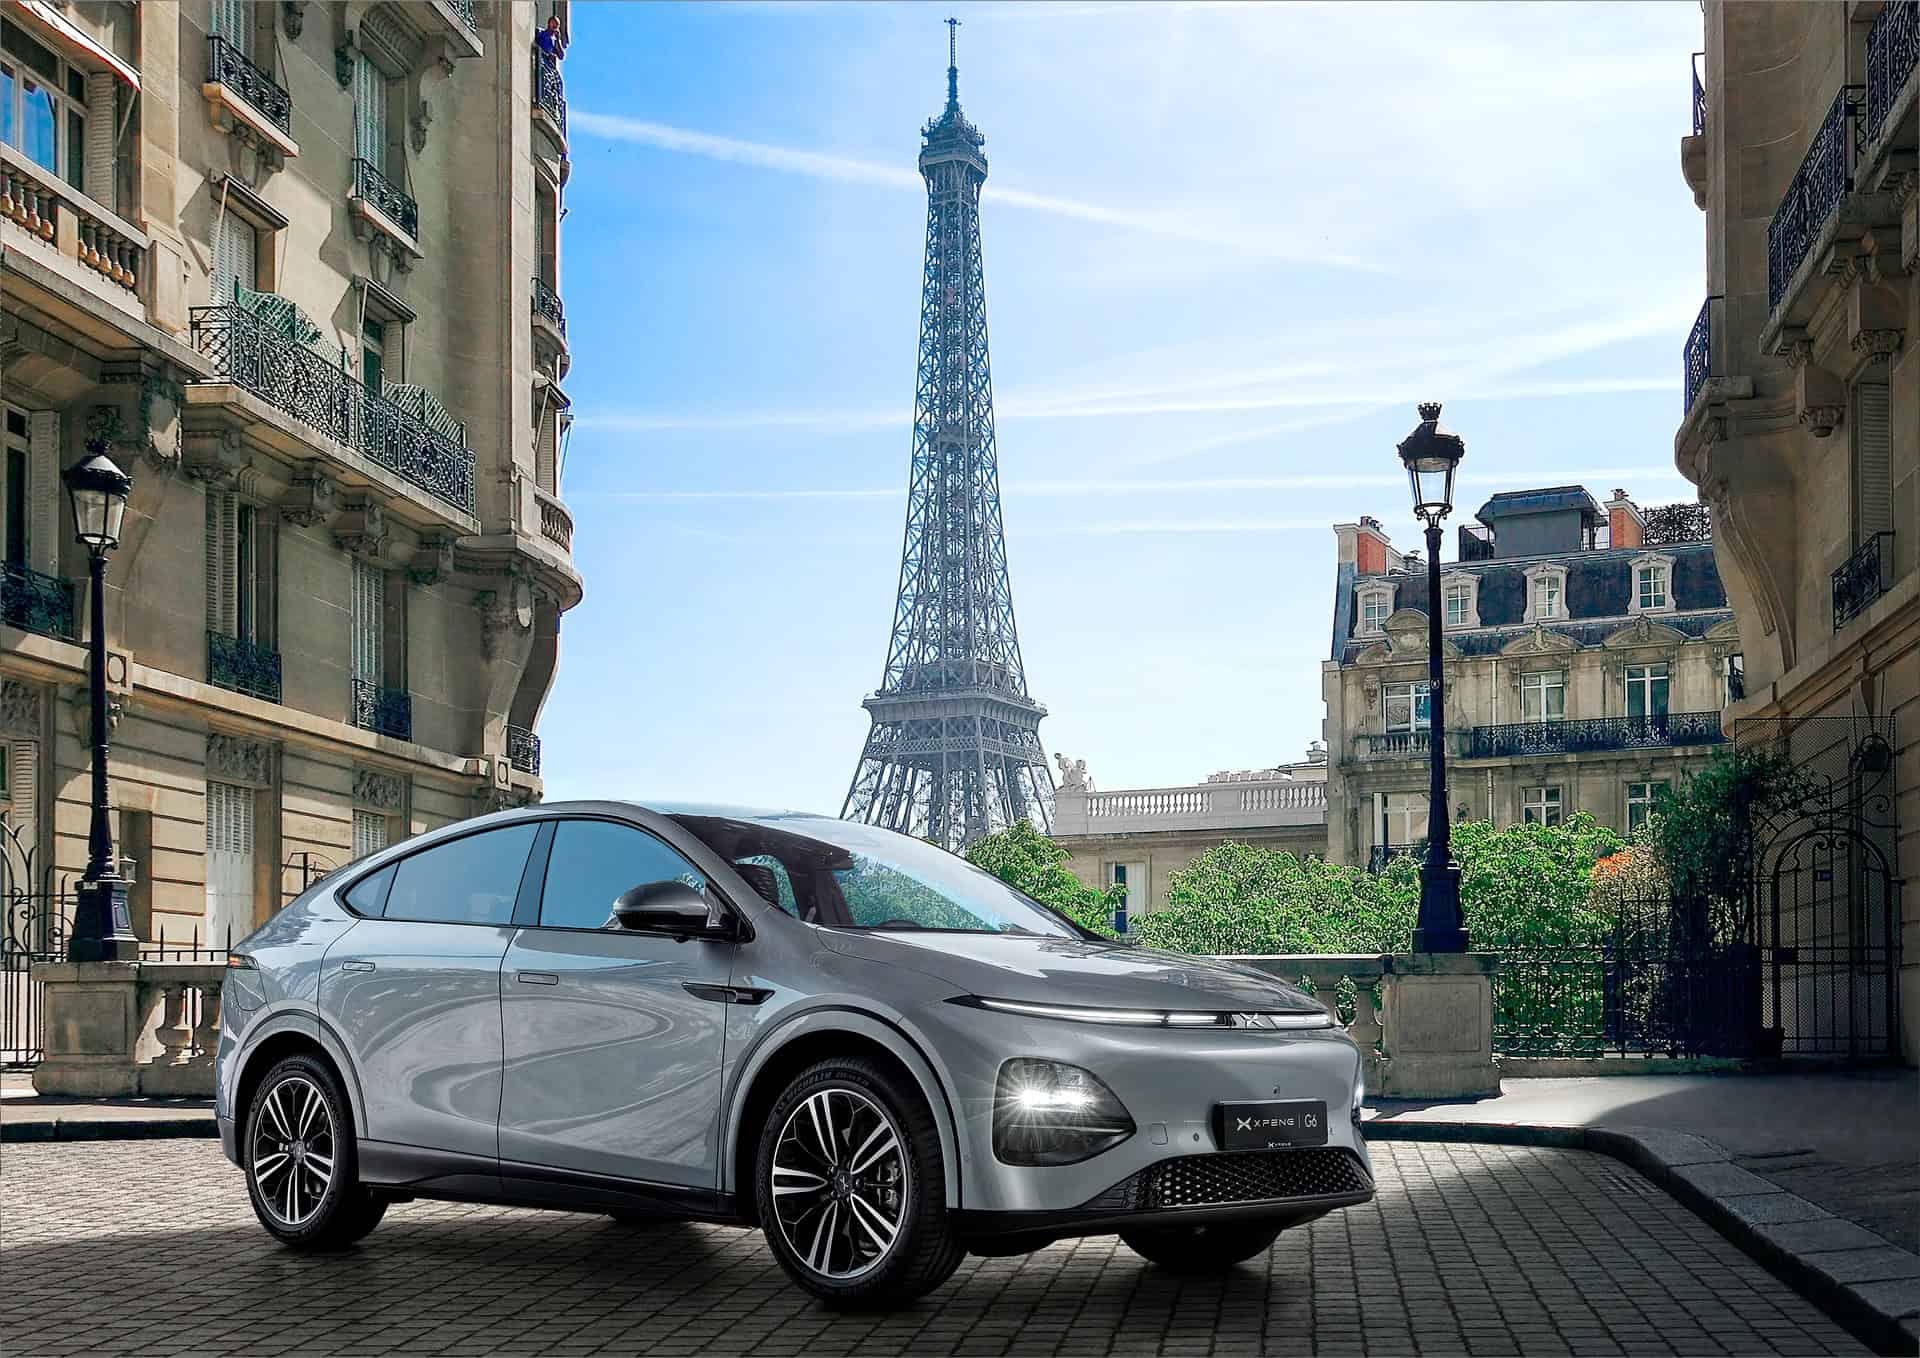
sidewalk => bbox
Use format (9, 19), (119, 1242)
(1, 1069), (214, 1141)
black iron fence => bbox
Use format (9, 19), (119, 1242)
(1682, 298), (1711, 413)
(1465, 712), (1725, 760)
(447, 0), (479, 35)
(1, 561), (76, 641)
(1767, 86), (1863, 310)
(353, 678), (412, 741)
(351, 157), (419, 241)
(208, 630), (283, 703)
(1866, 0), (1919, 146)
(206, 34), (292, 136)
(1642, 501), (1712, 546)
(507, 723), (542, 775)
(531, 277), (566, 336)
(1833, 532), (1892, 630)
(1691, 52), (1706, 136)
(534, 49), (567, 135)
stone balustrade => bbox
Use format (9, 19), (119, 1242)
(0, 145), (148, 299)
(536, 487), (573, 552)
(31, 960), (224, 1098)
(1054, 776), (1327, 836)
(1229, 954), (1388, 1085)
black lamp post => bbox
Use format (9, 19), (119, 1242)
(62, 449), (138, 964)
(1397, 403), (1470, 954)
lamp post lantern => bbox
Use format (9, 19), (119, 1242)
(1396, 403), (1470, 953)
(62, 449), (138, 964)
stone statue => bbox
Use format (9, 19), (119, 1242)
(1053, 753), (1092, 792)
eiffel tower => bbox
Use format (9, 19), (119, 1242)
(840, 21), (1054, 853)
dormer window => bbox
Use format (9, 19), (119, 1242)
(1357, 585), (1393, 635)
(1441, 574), (1479, 629)
(1629, 553), (1676, 614)
(1523, 563), (1568, 623)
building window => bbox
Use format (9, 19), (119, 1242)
(1852, 381), (1891, 544)
(205, 780), (256, 948)
(1725, 653), (1745, 704)
(205, 492), (272, 646)
(1106, 861), (1145, 917)
(1523, 564), (1567, 623)
(1635, 563), (1668, 611)
(351, 557), (384, 686)
(210, 0), (255, 59)
(1520, 670), (1566, 723)
(1442, 578), (1474, 629)
(1625, 663), (1670, 719)
(1358, 587), (1391, 635)
(351, 48), (390, 173)
(1384, 682), (1431, 733)
(1, 19), (88, 190)
(1380, 792), (1427, 851)
(1626, 780), (1668, 834)
(362, 318), (387, 394)
(212, 210), (258, 303)
(352, 807), (388, 860)
(1522, 785), (1563, 828)
(3, 405), (29, 567)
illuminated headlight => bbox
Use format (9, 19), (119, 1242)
(951, 996), (1333, 1030)
(993, 1059), (1135, 1167)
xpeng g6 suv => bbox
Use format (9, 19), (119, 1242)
(217, 803), (1374, 1306)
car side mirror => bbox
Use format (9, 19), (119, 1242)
(613, 879), (730, 941)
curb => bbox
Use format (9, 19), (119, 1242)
(1363, 1118), (1920, 1357)
(3, 1116), (217, 1143)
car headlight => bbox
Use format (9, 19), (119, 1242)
(1351, 1063), (1366, 1124)
(951, 996), (1334, 1030)
(993, 1058), (1135, 1167)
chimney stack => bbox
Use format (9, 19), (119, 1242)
(1604, 489), (1644, 550)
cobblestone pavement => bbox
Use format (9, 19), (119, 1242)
(0, 1140), (1864, 1356)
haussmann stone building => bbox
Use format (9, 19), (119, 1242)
(0, 0), (581, 960)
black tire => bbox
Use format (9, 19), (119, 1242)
(243, 1053), (384, 1251)
(1121, 1221), (1283, 1273)
(754, 1057), (963, 1308)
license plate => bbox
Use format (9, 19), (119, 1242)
(1216, 1099), (1329, 1150)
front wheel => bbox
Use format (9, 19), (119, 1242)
(1121, 1221), (1283, 1273)
(244, 1053), (385, 1250)
(755, 1058), (963, 1308)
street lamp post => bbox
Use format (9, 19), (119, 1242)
(62, 450), (137, 964)
(1397, 403), (1470, 954)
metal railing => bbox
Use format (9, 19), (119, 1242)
(1866, 0), (1919, 147)
(189, 305), (476, 514)
(1366, 844), (1421, 874)
(1464, 712), (1726, 759)
(208, 631), (283, 703)
(531, 276), (566, 337)
(1766, 86), (1863, 311)
(1642, 501), (1711, 545)
(351, 157), (419, 241)
(1682, 297), (1711, 413)
(0, 562), (76, 641)
(1833, 532), (1893, 630)
(533, 49), (567, 135)
(1691, 52), (1706, 136)
(446, 0), (479, 34)
(352, 678), (412, 741)
(1458, 523), (1494, 561)
(507, 724), (542, 775)
(206, 34), (292, 137)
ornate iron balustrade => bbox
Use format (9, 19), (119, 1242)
(0, 562), (76, 641)
(206, 34), (292, 137)
(208, 631), (283, 703)
(1642, 501), (1711, 545)
(1866, 0), (1919, 146)
(1691, 52), (1706, 136)
(1465, 712), (1726, 759)
(189, 305), (476, 514)
(1766, 86), (1862, 311)
(1833, 531), (1892, 630)
(1682, 298), (1711, 413)
(507, 724), (541, 775)
(351, 158), (419, 241)
(531, 277), (566, 337)
(533, 49), (567, 135)
(446, 0), (479, 33)
(352, 678), (412, 741)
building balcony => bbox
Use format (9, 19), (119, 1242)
(534, 486), (573, 554)
(1682, 297), (1711, 414)
(352, 679), (412, 742)
(203, 34), (298, 162)
(188, 304), (477, 516)
(1463, 713), (1726, 760)
(1458, 524), (1494, 561)
(1052, 775), (1326, 838)
(533, 49), (567, 148)
(1865, 0), (1919, 151)
(207, 631), (283, 703)
(1354, 730), (1433, 760)
(1, 562), (76, 642)
(1766, 86), (1863, 314)
(1833, 532), (1893, 631)
(1367, 843), (1421, 874)
(348, 158), (421, 261)
(507, 724), (542, 775)
(531, 276), (567, 343)
(1, 146), (148, 307)
(1682, 52), (1708, 209)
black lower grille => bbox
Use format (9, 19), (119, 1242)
(1087, 1148), (1373, 1212)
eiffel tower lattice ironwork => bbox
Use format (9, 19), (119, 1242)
(841, 22), (1054, 852)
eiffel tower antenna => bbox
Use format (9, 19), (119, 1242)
(840, 24), (1054, 853)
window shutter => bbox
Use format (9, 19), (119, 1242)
(203, 491), (238, 634)
(26, 411), (57, 577)
(205, 781), (255, 949)
(353, 807), (387, 860)
(1854, 382), (1892, 542)
(536, 407), (558, 493)
(6, 740), (39, 890)
(351, 558), (383, 682)
(212, 213), (255, 303)
(353, 52), (387, 171)
(213, 0), (251, 58)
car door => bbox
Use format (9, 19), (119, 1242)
(497, 816), (735, 1190)
(321, 821), (541, 1163)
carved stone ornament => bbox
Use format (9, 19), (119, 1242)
(65, 688), (122, 740)
(333, 496), (389, 561)
(1780, 332), (1814, 368)
(207, 732), (272, 787)
(410, 97), (432, 154)
(282, 1), (307, 38)
(278, 462), (338, 528)
(353, 768), (404, 810)
(477, 579), (535, 660)
(0, 679), (42, 734)
(1851, 329), (1904, 365)
(182, 427), (250, 485)
(85, 405), (123, 456)
(406, 533), (456, 587)
(473, 785), (533, 815)
(1799, 404), (1844, 438)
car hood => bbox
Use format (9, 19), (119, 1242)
(818, 930), (1325, 1014)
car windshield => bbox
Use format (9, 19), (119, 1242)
(669, 812), (1080, 936)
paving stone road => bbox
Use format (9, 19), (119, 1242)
(0, 1139), (1865, 1356)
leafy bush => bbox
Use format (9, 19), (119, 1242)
(964, 820), (1122, 936)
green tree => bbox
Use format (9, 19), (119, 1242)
(964, 821), (1122, 936)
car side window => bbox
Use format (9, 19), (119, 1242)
(343, 863), (395, 917)
(735, 853), (799, 917)
(539, 820), (708, 930)
(382, 824), (538, 926)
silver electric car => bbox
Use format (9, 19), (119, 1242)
(217, 802), (1373, 1306)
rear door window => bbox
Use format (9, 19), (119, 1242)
(383, 824), (539, 926)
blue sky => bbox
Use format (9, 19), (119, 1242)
(540, 0), (1705, 809)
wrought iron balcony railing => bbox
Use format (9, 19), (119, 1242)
(352, 678), (412, 741)
(351, 157), (419, 241)
(1367, 843), (1422, 874)
(447, 0), (479, 33)
(1682, 297), (1711, 413)
(1458, 523), (1494, 561)
(206, 34), (292, 137)
(531, 277), (566, 337)
(506, 724), (541, 775)
(1833, 532), (1892, 630)
(1641, 501), (1711, 546)
(189, 305), (477, 515)
(208, 631), (283, 703)
(533, 49), (567, 136)
(0, 562), (76, 641)
(1766, 86), (1863, 311)
(1866, 0), (1919, 147)
(1691, 52), (1706, 136)
(1464, 713), (1726, 759)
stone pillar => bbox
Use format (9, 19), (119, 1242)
(1375, 952), (1500, 1098)
(30, 961), (143, 1097)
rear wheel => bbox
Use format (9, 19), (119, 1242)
(244, 1053), (384, 1250)
(1121, 1221), (1283, 1273)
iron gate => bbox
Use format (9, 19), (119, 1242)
(1, 823), (70, 1068)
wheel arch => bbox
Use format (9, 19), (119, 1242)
(723, 1008), (964, 1222)
(232, 1014), (367, 1139)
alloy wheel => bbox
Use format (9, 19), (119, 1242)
(251, 1075), (336, 1229)
(768, 1086), (909, 1280)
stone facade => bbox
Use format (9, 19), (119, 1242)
(1, 1), (580, 947)
(1322, 490), (1738, 868)
(1677, 2), (1918, 1060)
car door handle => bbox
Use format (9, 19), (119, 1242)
(340, 960), (375, 973)
(683, 982), (773, 1006)
(516, 971), (559, 986)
